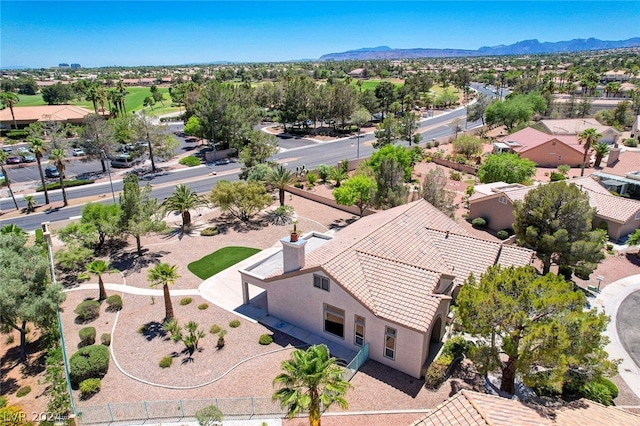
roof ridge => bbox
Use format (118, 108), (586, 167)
(355, 249), (449, 277)
(461, 390), (494, 425)
(427, 227), (531, 253)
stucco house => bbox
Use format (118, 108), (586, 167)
(592, 148), (640, 198)
(411, 389), (640, 425)
(0, 105), (96, 129)
(240, 199), (534, 379)
(632, 115), (640, 140)
(539, 118), (621, 145)
(468, 177), (640, 241)
(493, 127), (585, 168)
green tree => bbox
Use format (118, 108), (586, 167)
(373, 157), (409, 208)
(265, 165), (294, 206)
(0, 232), (66, 362)
(239, 131), (279, 179)
(0, 91), (19, 129)
(148, 263), (180, 321)
(421, 167), (456, 217)
(452, 134), (483, 160)
(592, 142), (610, 168)
(27, 136), (50, 204)
(273, 344), (351, 426)
(374, 81), (396, 119)
(119, 174), (164, 255)
(162, 184), (209, 231)
(184, 116), (205, 139)
(133, 113), (178, 172)
(398, 111), (421, 145)
(81, 114), (117, 173)
(333, 174), (376, 217)
(0, 150), (19, 210)
(49, 148), (68, 206)
(80, 260), (117, 301)
(477, 153), (536, 184)
(467, 93), (490, 125)
(577, 128), (602, 176)
(456, 265), (617, 395)
(41, 83), (75, 105)
(209, 180), (273, 222)
(373, 115), (400, 148)
(369, 144), (413, 182)
(80, 202), (121, 250)
(513, 181), (602, 275)
(350, 107), (371, 158)
(485, 93), (547, 130)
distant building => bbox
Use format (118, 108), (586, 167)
(0, 105), (96, 129)
(539, 118), (621, 145)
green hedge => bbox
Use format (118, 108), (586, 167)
(259, 334), (273, 345)
(6, 130), (29, 140)
(179, 156), (201, 167)
(36, 179), (95, 192)
(69, 345), (110, 386)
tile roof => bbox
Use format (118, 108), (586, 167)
(411, 390), (640, 426)
(299, 200), (534, 332)
(585, 189), (640, 223)
(603, 150), (640, 176)
(499, 127), (583, 155)
(540, 119), (620, 136)
(0, 105), (94, 122)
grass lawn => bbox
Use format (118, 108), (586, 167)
(188, 246), (261, 280)
(350, 79), (404, 91)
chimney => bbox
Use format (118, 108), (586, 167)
(607, 147), (621, 166)
(281, 236), (307, 273)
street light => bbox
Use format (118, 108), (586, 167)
(211, 123), (217, 163)
(101, 150), (116, 203)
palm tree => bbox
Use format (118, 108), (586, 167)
(578, 128), (602, 177)
(23, 195), (36, 213)
(592, 142), (610, 168)
(86, 85), (100, 114)
(81, 260), (117, 301)
(0, 150), (19, 210)
(266, 165), (294, 206)
(273, 344), (351, 426)
(27, 137), (50, 204)
(162, 184), (208, 231)
(49, 148), (68, 206)
(0, 91), (19, 129)
(147, 263), (180, 321)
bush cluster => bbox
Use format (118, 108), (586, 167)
(101, 333), (111, 347)
(16, 386), (31, 397)
(180, 297), (193, 306)
(229, 319), (241, 328)
(78, 327), (96, 347)
(259, 334), (273, 345)
(210, 324), (222, 334)
(424, 354), (453, 389)
(159, 356), (173, 368)
(201, 226), (219, 236)
(179, 156), (202, 167)
(105, 295), (123, 311)
(198, 303), (209, 310)
(623, 138), (638, 147)
(74, 300), (100, 322)
(6, 130), (29, 140)
(69, 345), (110, 386)
(471, 217), (487, 229)
(79, 378), (101, 400)
(441, 336), (470, 359)
(550, 172), (566, 181)
(497, 230), (509, 240)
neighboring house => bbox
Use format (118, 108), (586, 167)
(493, 127), (585, 168)
(0, 105), (96, 129)
(593, 148), (640, 198)
(539, 118), (621, 145)
(240, 199), (534, 379)
(348, 68), (365, 78)
(632, 115), (640, 140)
(411, 389), (640, 426)
(468, 177), (640, 241)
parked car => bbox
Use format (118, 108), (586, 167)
(17, 147), (31, 155)
(45, 166), (60, 178)
(21, 154), (36, 162)
(6, 156), (21, 164)
(110, 153), (141, 168)
(1, 147), (12, 153)
(72, 148), (86, 156)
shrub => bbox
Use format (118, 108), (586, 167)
(201, 227), (219, 236)
(195, 404), (223, 426)
(574, 265), (592, 280)
(316, 164), (332, 182)
(599, 377), (619, 399)
(269, 205), (295, 226)
(180, 297), (193, 306)
(79, 378), (101, 399)
(5, 334), (14, 345)
(294, 181), (303, 189)
(580, 380), (613, 406)
(6, 130), (29, 140)
(101, 333), (111, 347)
(159, 356), (173, 368)
(229, 319), (241, 328)
(449, 171), (462, 181)
(0, 396), (6, 408)
(198, 303), (209, 310)
(36, 179), (95, 192)
(606, 243), (614, 252)
(105, 295), (123, 311)
(306, 172), (318, 187)
(550, 172), (566, 181)
(78, 327), (96, 346)
(179, 156), (201, 167)
(69, 345), (110, 385)
(424, 356), (451, 389)
(425, 142), (432, 149)
(74, 300), (100, 322)
(210, 324), (222, 334)
(624, 138), (638, 147)
(434, 140), (440, 147)
(259, 334), (273, 345)
(16, 386), (31, 397)
(558, 164), (571, 175)
(497, 230), (509, 240)
(471, 217), (487, 229)
(138, 323), (148, 334)
(442, 336), (469, 359)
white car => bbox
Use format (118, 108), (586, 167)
(72, 148), (86, 156)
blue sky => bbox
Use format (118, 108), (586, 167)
(1, 1), (639, 68)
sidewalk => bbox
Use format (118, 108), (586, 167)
(593, 274), (640, 399)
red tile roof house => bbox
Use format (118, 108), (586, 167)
(492, 127), (586, 168)
(0, 105), (96, 130)
(468, 177), (640, 242)
(592, 148), (640, 198)
(539, 118), (621, 145)
(411, 389), (640, 425)
(239, 199), (533, 379)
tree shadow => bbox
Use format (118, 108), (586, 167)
(140, 321), (167, 342)
(356, 359), (424, 398)
(209, 213), (270, 233)
(109, 250), (168, 275)
(625, 252), (640, 267)
(328, 216), (358, 231)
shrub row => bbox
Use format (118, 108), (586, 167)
(37, 179), (95, 192)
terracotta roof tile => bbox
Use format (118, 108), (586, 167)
(603, 150), (640, 175)
(0, 105), (94, 121)
(586, 189), (640, 223)
(499, 127), (584, 155)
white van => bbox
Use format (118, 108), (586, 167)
(110, 154), (141, 168)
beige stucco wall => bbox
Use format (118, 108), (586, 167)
(520, 140), (583, 168)
(241, 269), (448, 378)
(597, 215), (640, 241)
(469, 197), (516, 232)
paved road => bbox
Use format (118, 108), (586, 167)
(617, 290), (640, 368)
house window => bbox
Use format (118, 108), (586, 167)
(558, 155), (562, 161)
(552, 141), (556, 146)
(324, 304), (344, 338)
(498, 196), (507, 204)
(635, 210), (640, 220)
(384, 326), (396, 360)
(354, 315), (365, 346)
(313, 275), (329, 292)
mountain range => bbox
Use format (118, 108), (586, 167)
(318, 37), (640, 61)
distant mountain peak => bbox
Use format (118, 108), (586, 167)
(319, 37), (640, 61)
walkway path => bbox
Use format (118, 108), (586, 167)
(594, 274), (640, 399)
